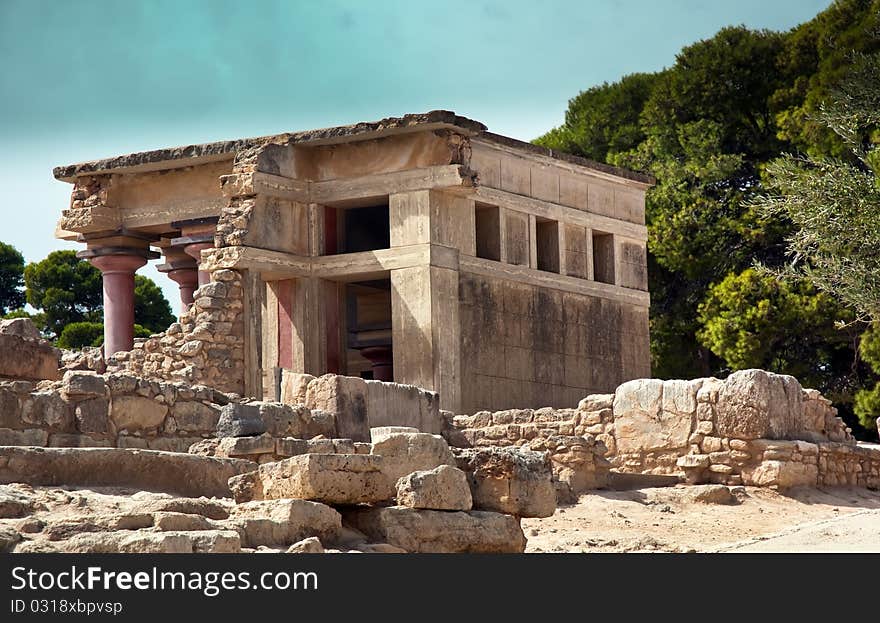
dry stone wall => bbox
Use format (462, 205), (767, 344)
(122, 270), (247, 396)
(443, 405), (612, 498)
(445, 369), (880, 491)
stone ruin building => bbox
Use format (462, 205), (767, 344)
(0, 112), (878, 554)
(53, 111), (652, 414)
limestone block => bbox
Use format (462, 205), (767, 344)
(578, 394), (614, 412)
(742, 459), (818, 488)
(0, 446), (253, 497)
(305, 374), (368, 441)
(215, 403), (265, 437)
(453, 446), (556, 518)
(228, 454), (394, 505)
(343, 506), (525, 553)
(396, 465), (473, 511)
(48, 433), (112, 447)
(275, 437), (357, 457)
(259, 402), (335, 439)
(677, 454), (710, 469)
(62, 371), (107, 397)
(172, 401), (220, 433)
(75, 398), (110, 434)
(216, 434), (276, 458)
(21, 391), (72, 431)
(0, 387), (20, 428)
(110, 396), (167, 432)
(613, 379), (694, 453)
(364, 380), (442, 435)
(280, 371), (315, 406)
(370, 426), (419, 443)
(370, 431), (456, 483)
(0, 318), (41, 340)
(715, 369), (803, 440)
(287, 537), (324, 553)
(0, 334), (60, 382)
(0, 427), (48, 445)
(229, 499), (341, 547)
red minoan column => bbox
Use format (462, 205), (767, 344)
(166, 265), (200, 311)
(359, 345), (394, 382)
(183, 239), (214, 287)
(87, 254), (148, 357)
(157, 245), (199, 314)
(171, 217), (219, 288)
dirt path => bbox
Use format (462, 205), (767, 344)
(715, 508), (880, 552)
(522, 485), (880, 553)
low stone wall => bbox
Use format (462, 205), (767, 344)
(443, 406), (611, 497)
(0, 319), (60, 382)
(0, 371), (228, 452)
(294, 373), (442, 442)
(818, 442), (880, 488)
(122, 269), (246, 396)
(445, 369), (879, 490)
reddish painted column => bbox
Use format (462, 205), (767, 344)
(184, 241), (214, 287)
(359, 345), (394, 382)
(166, 266), (199, 312)
(88, 254), (148, 357)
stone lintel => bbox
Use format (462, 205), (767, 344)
(170, 232), (214, 247)
(76, 246), (160, 261)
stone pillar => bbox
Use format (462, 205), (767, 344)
(390, 262), (461, 412)
(359, 345), (394, 381)
(77, 231), (159, 358)
(156, 245), (199, 314)
(171, 217), (219, 288)
(183, 239), (214, 287)
(166, 265), (200, 311)
(87, 254), (148, 357)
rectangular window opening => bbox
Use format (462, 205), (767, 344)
(592, 231), (615, 285)
(535, 219), (560, 273)
(325, 204), (390, 255)
(474, 204), (501, 261)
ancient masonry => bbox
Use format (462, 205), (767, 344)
(52, 111), (652, 414)
(0, 112), (878, 554)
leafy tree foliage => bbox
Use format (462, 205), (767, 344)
(56, 321), (104, 349)
(535, 0), (880, 438)
(0, 241), (26, 314)
(753, 51), (880, 433)
(134, 275), (174, 333)
(23, 250), (174, 343)
(24, 250), (102, 339)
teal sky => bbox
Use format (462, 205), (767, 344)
(0, 0), (831, 313)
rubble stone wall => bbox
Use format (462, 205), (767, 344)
(122, 270), (246, 395)
(0, 370), (231, 452)
(445, 369), (880, 490)
(443, 405), (611, 496)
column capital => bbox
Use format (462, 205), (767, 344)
(78, 249), (153, 274)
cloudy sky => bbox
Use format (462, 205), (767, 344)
(0, 0), (830, 312)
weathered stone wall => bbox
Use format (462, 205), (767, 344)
(445, 369), (879, 490)
(297, 373), (442, 442)
(443, 406), (611, 498)
(122, 270), (246, 395)
(458, 272), (650, 412)
(0, 371), (227, 452)
(0, 319), (61, 383)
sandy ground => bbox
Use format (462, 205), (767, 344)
(522, 485), (880, 553)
